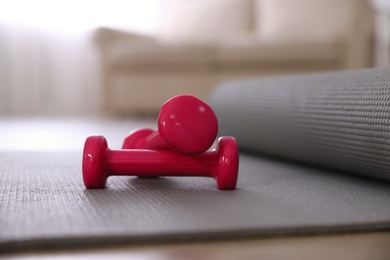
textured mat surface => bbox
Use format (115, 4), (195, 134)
(210, 68), (390, 182)
(1, 152), (390, 252)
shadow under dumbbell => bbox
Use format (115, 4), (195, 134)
(127, 177), (184, 190)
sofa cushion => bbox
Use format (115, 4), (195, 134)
(105, 41), (215, 70)
(257, 0), (361, 41)
(215, 37), (342, 64)
(158, 0), (253, 45)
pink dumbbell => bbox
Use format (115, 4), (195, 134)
(122, 95), (218, 155)
(83, 135), (239, 190)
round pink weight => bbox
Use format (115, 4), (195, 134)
(158, 95), (218, 155)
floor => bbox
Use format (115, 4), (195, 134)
(3, 232), (390, 260)
(0, 117), (156, 152)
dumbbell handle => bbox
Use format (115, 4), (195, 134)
(106, 149), (214, 177)
(137, 130), (165, 150)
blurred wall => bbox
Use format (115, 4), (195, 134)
(0, 0), (160, 116)
(371, 0), (390, 67)
(0, 24), (100, 115)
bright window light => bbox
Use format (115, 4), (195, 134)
(0, 0), (160, 33)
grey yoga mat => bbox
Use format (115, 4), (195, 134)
(1, 152), (390, 252)
(2, 68), (390, 252)
(209, 68), (390, 182)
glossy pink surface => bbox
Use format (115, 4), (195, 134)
(83, 135), (238, 190)
(122, 128), (155, 150)
(122, 95), (218, 155)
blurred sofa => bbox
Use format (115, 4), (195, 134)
(94, 0), (374, 114)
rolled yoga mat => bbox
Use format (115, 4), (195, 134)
(209, 68), (390, 182)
